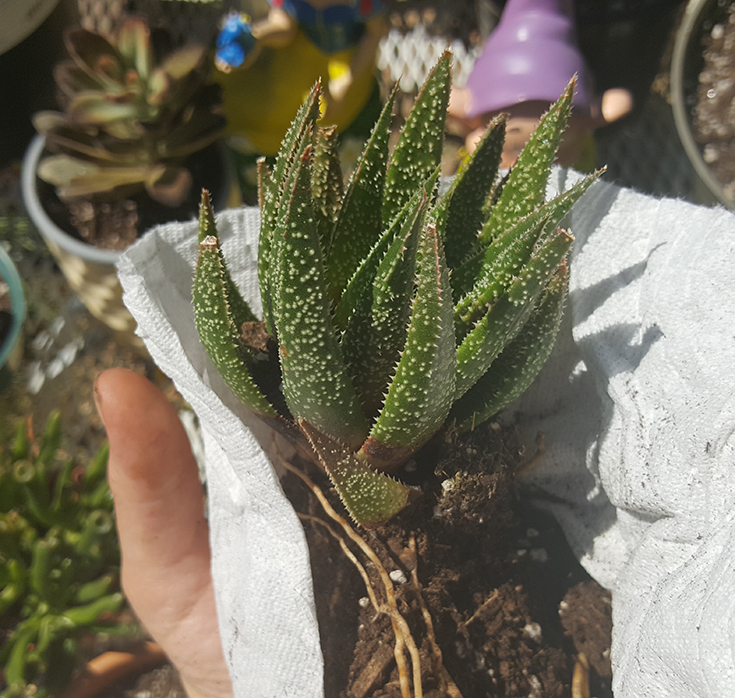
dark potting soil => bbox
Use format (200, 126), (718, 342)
(37, 142), (227, 252)
(693, 1), (735, 201)
(282, 420), (613, 698)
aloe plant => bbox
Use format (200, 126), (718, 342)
(32, 17), (226, 206)
(0, 412), (129, 698)
(193, 51), (600, 528)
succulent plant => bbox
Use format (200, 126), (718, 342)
(193, 51), (600, 528)
(32, 17), (227, 207)
(0, 412), (129, 698)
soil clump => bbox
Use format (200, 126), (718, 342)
(283, 420), (613, 698)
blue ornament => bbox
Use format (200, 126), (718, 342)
(216, 12), (257, 70)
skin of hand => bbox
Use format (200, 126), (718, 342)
(94, 368), (233, 698)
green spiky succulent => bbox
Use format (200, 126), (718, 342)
(0, 412), (129, 698)
(33, 16), (226, 206)
(193, 52), (600, 528)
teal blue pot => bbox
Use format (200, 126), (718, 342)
(0, 245), (25, 371)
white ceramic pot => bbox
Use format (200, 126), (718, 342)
(21, 135), (231, 346)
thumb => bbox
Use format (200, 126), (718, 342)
(94, 367), (232, 698)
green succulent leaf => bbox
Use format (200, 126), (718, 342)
(437, 113), (506, 270)
(362, 221), (456, 471)
(451, 264), (568, 431)
(67, 92), (143, 125)
(451, 169), (600, 311)
(454, 210), (553, 339)
(325, 88), (395, 301)
(332, 184), (423, 332)
(116, 17), (152, 80)
(192, 210), (275, 416)
(300, 421), (412, 528)
(198, 191), (257, 327)
(454, 228), (573, 398)
(382, 51), (451, 226)
(274, 145), (368, 449)
(65, 28), (124, 86)
(479, 77), (575, 245)
(341, 186), (430, 417)
(311, 126), (344, 253)
(258, 82), (321, 336)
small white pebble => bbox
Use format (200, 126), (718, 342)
(526, 527), (539, 538)
(389, 569), (407, 584)
(441, 479), (455, 493)
(27, 362), (45, 394)
(523, 622), (543, 642)
(530, 548), (549, 563)
(527, 674), (542, 698)
(358, 596), (370, 608)
(490, 421), (501, 432)
(712, 23), (725, 40)
(516, 549), (528, 557)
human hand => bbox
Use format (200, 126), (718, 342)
(94, 368), (233, 698)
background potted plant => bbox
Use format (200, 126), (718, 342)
(0, 410), (167, 698)
(671, 0), (735, 209)
(21, 15), (229, 344)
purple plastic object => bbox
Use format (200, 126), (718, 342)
(465, 0), (592, 118)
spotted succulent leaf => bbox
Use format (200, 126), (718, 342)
(381, 51), (451, 226)
(455, 229), (573, 398)
(274, 144), (368, 449)
(332, 185), (424, 332)
(192, 236), (275, 416)
(451, 264), (568, 430)
(479, 78), (575, 245)
(299, 421), (413, 528)
(341, 185), (430, 417)
(193, 57), (597, 528)
(451, 169), (600, 308)
(436, 113), (506, 270)
(325, 89), (395, 301)
(258, 83), (321, 335)
(361, 221), (456, 471)
(311, 126), (344, 254)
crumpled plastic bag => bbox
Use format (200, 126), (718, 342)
(117, 169), (735, 698)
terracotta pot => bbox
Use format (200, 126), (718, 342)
(21, 135), (233, 350)
(671, 0), (735, 209)
(56, 641), (167, 698)
(0, 245), (25, 374)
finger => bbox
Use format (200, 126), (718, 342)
(94, 368), (232, 698)
(94, 368), (210, 582)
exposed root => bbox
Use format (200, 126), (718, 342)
(515, 431), (546, 477)
(408, 535), (464, 698)
(274, 441), (423, 698)
(571, 653), (590, 698)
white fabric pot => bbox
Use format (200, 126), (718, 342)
(116, 169), (735, 698)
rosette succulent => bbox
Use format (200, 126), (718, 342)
(193, 52), (600, 528)
(33, 16), (226, 206)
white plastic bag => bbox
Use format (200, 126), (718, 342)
(117, 171), (735, 698)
